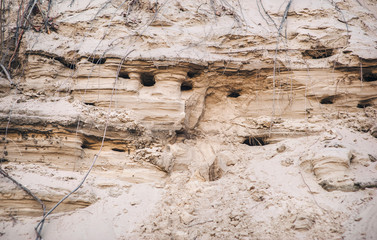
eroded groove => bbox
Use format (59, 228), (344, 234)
(81, 139), (91, 149)
(354, 181), (377, 189)
(87, 57), (107, 64)
(80, 134), (104, 150)
(302, 48), (334, 59)
(26, 51), (77, 69)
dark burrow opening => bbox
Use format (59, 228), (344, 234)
(187, 71), (201, 78)
(84, 102), (95, 106)
(31, 4), (40, 15)
(119, 72), (130, 79)
(112, 148), (125, 152)
(303, 48), (334, 59)
(10, 59), (21, 69)
(67, 63), (76, 69)
(362, 72), (377, 82)
(227, 91), (241, 98)
(242, 136), (269, 146)
(320, 95), (336, 104)
(357, 100), (372, 108)
(181, 81), (193, 91)
(88, 57), (106, 64)
(140, 73), (155, 86)
(175, 129), (189, 139)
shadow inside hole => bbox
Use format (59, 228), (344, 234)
(363, 72), (377, 82)
(320, 96), (336, 104)
(119, 72), (130, 79)
(242, 136), (268, 146)
(228, 91), (241, 98)
(357, 101), (372, 108)
(181, 81), (193, 91)
(187, 71), (200, 78)
(302, 48), (334, 59)
(84, 102), (95, 106)
(140, 73), (155, 86)
(112, 148), (125, 152)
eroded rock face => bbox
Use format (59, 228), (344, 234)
(0, 0), (377, 239)
(312, 148), (353, 191)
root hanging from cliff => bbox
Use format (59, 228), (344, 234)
(326, 0), (350, 37)
(0, 167), (47, 239)
(270, 0), (292, 135)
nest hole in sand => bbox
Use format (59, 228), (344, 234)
(320, 95), (336, 104)
(362, 71), (377, 82)
(227, 90), (241, 98)
(112, 148), (125, 152)
(140, 72), (155, 86)
(119, 72), (130, 79)
(181, 81), (193, 91)
(302, 48), (334, 59)
(242, 136), (269, 146)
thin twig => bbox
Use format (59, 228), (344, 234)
(326, 0), (349, 37)
(188, 220), (214, 227)
(360, 60), (363, 89)
(0, 63), (13, 85)
(0, 0), (3, 58)
(270, 0), (292, 136)
(7, 28), (24, 70)
(298, 169), (326, 212)
(257, 0), (278, 31)
(0, 167), (46, 219)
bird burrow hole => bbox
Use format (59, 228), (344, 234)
(302, 48), (334, 59)
(362, 71), (377, 82)
(187, 71), (200, 78)
(112, 148), (125, 152)
(320, 95), (336, 104)
(242, 136), (269, 146)
(140, 73), (155, 86)
(357, 100), (372, 108)
(227, 90), (241, 98)
(84, 102), (95, 106)
(181, 81), (193, 91)
(119, 72), (130, 79)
